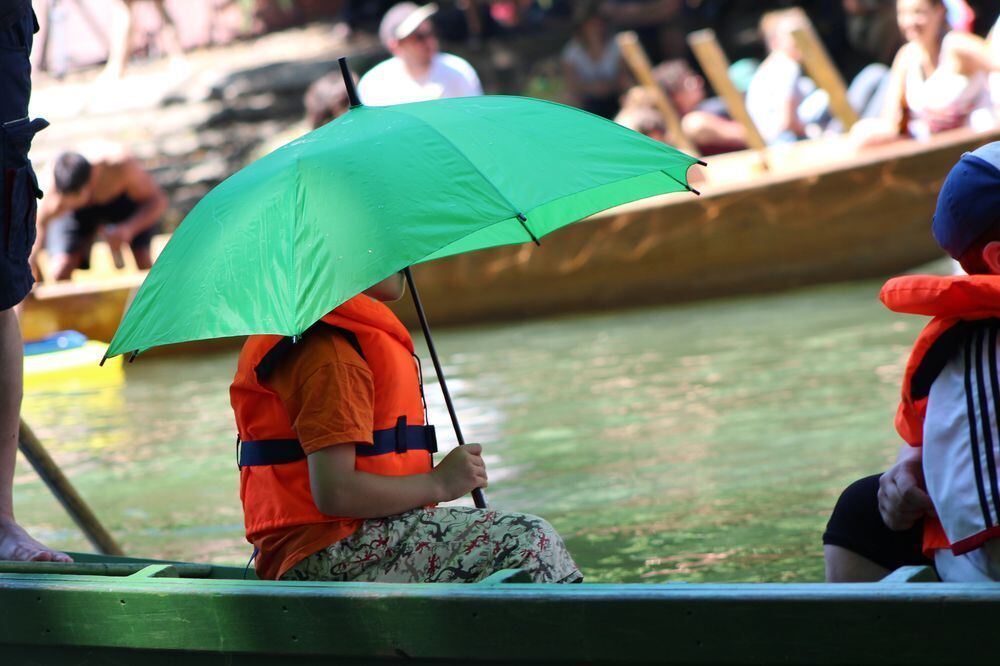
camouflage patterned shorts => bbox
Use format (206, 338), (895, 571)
(281, 506), (582, 584)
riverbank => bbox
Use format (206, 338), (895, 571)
(27, 19), (572, 228)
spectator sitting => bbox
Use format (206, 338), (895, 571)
(304, 72), (353, 129)
(358, 2), (483, 106)
(257, 71), (354, 158)
(614, 103), (667, 143)
(744, 10), (817, 145)
(652, 59), (748, 155)
(561, 1), (630, 119)
(851, 0), (999, 148)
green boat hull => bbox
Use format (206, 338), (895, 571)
(1, 553), (996, 665)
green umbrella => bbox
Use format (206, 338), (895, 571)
(106, 59), (701, 506)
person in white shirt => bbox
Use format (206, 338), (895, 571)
(358, 2), (483, 106)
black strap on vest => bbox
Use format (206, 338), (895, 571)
(238, 416), (437, 468)
(909, 320), (1000, 401)
(254, 322), (365, 383)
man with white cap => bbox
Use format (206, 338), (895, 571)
(358, 2), (482, 106)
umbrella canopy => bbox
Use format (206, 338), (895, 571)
(107, 95), (699, 358)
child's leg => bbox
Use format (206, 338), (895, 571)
(283, 507), (581, 583)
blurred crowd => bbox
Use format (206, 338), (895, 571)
(23, 0), (1000, 282)
(31, 1), (1000, 155)
(302, 0), (1000, 156)
(548, 0), (1000, 155)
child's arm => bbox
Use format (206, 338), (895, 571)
(877, 443), (933, 531)
(307, 443), (487, 518)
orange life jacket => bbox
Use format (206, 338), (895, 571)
(881, 274), (1000, 555)
(230, 294), (436, 544)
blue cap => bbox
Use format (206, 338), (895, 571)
(932, 142), (1000, 259)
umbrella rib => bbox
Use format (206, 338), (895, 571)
(381, 104), (700, 258)
(381, 106), (527, 223)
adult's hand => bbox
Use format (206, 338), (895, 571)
(878, 445), (934, 531)
(102, 223), (135, 246)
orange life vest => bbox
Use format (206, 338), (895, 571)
(881, 274), (1000, 555)
(230, 294), (435, 545)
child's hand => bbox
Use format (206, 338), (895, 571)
(878, 448), (934, 531)
(432, 444), (488, 502)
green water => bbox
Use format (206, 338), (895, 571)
(18, 273), (936, 582)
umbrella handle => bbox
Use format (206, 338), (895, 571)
(403, 268), (488, 509)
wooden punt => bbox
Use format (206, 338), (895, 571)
(391, 128), (997, 329)
(19, 128), (997, 346)
(0, 553), (993, 665)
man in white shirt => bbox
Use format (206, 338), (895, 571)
(358, 2), (482, 106)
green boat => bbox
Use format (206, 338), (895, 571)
(1, 553), (996, 665)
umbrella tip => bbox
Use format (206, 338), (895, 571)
(338, 57), (363, 108)
(99, 353), (107, 367)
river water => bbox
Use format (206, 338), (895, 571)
(18, 266), (945, 583)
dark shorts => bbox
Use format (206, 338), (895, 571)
(46, 194), (158, 269)
(823, 474), (933, 571)
(0, 4), (41, 310)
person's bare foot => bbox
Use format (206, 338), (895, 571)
(0, 517), (72, 562)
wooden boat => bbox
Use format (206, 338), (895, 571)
(20, 128), (998, 345)
(20, 239), (155, 345)
(23, 330), (123, 390)
(392, 127), (997, 329)
(20, 237), (234, 355)
(0, 552), (994, 665)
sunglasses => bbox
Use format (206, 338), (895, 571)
(406, 28), (436, 43)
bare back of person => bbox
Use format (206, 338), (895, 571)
(35, 147), (167, 280)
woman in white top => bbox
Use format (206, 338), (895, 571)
(561, 2), (630, 119)
(853, 0), (999, 147)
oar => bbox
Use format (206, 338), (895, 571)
(339, 57), (487, 509)
(18, 420), (125, 556)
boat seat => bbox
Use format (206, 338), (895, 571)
(477, 569), (533, 584)
(880, 565), (939, 583)
(0, 561), (214, 578)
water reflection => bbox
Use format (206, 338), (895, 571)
(17, 276), (929, 581)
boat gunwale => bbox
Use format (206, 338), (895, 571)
(596, 127), (1000, 217)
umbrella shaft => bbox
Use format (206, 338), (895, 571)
(403, 268), (487, 509)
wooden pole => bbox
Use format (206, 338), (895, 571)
(784, 9), (859, 130)
(17, 420), (125, 556)
(687, 29), (767, 152)
(616, 31), (700, 156)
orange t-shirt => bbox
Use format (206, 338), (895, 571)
(252, 329), (374, 580)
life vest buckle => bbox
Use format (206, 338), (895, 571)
(394, 415), (408, 454)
